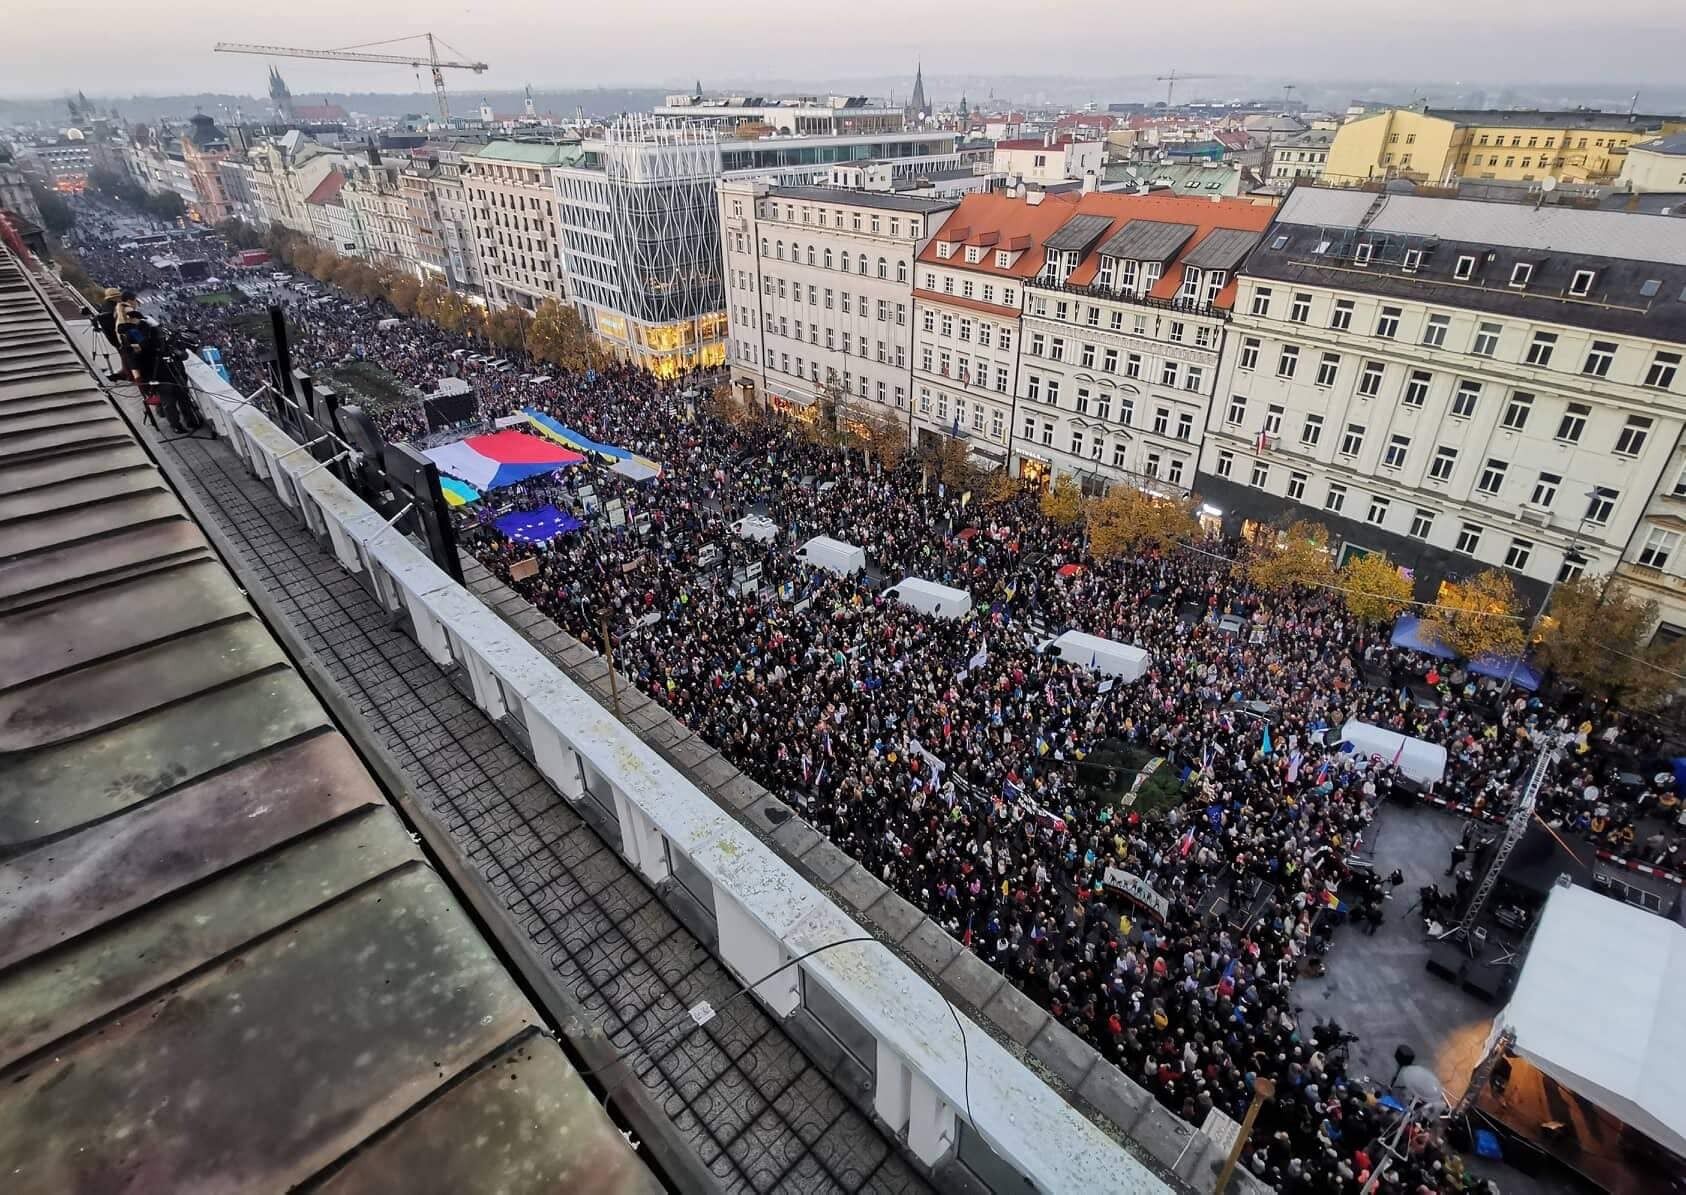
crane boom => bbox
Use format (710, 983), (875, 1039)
(214, 34), (487, 122)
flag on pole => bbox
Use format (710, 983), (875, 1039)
(1261, 725), (1273, 756)
(1286, 750), (1302, 784)
(969, 641), (989, 671)
(1391, 736), (1405, 768)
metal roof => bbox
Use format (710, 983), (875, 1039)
(1042, 212), (1114, 253)
(1096, 219), (1197, 262)
(1181, 227), (1263, 273)
(764, 183), (960, 213)
(0, 249), (659, 1195)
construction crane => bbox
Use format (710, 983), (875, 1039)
(1155, 70), (1219, 108)
(214, 34), (487, 123)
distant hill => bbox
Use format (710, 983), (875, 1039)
(0, 87), (669, 126)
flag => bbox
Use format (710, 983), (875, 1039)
(1286, 751), (1302, 784)
(1391, 736), (1405, 768)
(1261, 725), (1273, 756)
(1256, 429), (1269, 452)
(1177, 827), (1196, 857)
(1320, 890), (1344, 912)
(1314, 760), (1329, 787)
(969, 641), (989, 671)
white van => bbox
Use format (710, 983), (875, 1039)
(377, 317), (402, 331)
(795, 535), (866, 576)
(1041, 630), (1151, 682)
(731, 515), (780, 543)
(887, 578), (973, 620)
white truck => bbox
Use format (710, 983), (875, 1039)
(795, 535), (866, 576)
(887, 578), (973, 620)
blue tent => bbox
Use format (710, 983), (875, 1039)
(1468, 654), (1542, 692)
(1390, 614), (1455, 660)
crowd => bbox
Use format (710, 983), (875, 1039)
(74, 193), (1685, 1193)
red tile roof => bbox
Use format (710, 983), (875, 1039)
(303, 171), (345, 207)
(1059, 191), (1275, 308)
(918, 191), (1082, 281)
(995, 135), (1093, 151)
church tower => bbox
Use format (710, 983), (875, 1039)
(908, 62), (930, 124)
(268, 66), (295, 120)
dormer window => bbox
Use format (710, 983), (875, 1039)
(1041, 249), (1079, 285)
(1139, 260), (1162, 297)
(1202, 270), (1227, 306)
(995, 250), (1012, 268)
(1569, 268), (1596, 297)
(936, 241), (954, 259)
(1354, 241), (1374, 265)
(1402, 248), (1423, 273)
(1178, 266), (1203, 303)
(1117, 258), (1139, 294)
(964, 245), (983, 264)
(1096, 257), (1116, 289)
(1510, 262), (1533, 288)
(1453, 254), (1476, 280)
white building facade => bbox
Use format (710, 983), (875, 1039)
(1198, 187), (1686, 624)
(463, 140), (577, 310)
(720, 179), (955, 422)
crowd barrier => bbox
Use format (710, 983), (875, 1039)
(184, 358), (1179, 1195)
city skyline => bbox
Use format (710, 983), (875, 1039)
(3, 0), (1684, 97)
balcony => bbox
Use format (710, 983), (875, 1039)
(1026, 274), (1229, 321)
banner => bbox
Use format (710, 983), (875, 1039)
(1103, 867), (1171, 920)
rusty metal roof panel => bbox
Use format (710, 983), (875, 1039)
(0, 247), (658, 1192)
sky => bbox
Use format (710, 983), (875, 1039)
(6, 0), (1685, 98)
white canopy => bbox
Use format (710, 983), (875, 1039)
(1497, 882), (1686, 1158)
(1337, 720), (1447, 785)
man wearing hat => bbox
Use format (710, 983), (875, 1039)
(94, 287), (125, 381)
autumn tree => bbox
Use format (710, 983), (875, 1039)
(1420, 569), (1525, 660)
(1246, 520), (1335, 592)
(415, 277), (450, 325)
(1535, 576), (1686, 711)
(1088, 486), (1199, 560)
(1338, 550), (1415, 624)
(985, 470), (1022, 506)
(1040, 475), (1085, 527)
(486, 305), (532, 351)
(864, 407), (909, 472)
(385, 273), (421, 316)
(526, 298), (602, 371)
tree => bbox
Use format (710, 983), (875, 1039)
(415, 277), (450, 325)
(1246, 520), (1335, 592)
(1535, 576), (1686, 711)
(1088, 485), (1199, 560)
(864, 407), (909, 473)
(525, 297), (601, 370)
(216, 218), (263, 250)
(1420, 569), (1525, 660)
(1338, 550), (1414, 624)
(486, 304), (532, 351)
(386, 273), (421, 316)
(1040, 475), (1085, 527)
(28, 181), (74, 236)
(144, 189), (185, 222)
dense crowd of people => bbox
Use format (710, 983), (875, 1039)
(72, 193), (1686, 1194)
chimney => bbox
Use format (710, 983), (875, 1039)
(366, 144), (381, 167)
(1044, 130), (1054, 148)
(1026, 186), (1046, 206)
(1081, 171), (1098, 194)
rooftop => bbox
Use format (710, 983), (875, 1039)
(0, 248), (658, 1195)
(1632, 132), (1686, 157)
(472, 138), (585, 165)
(764, 183), (960, 213)
(1412, 107), (1672, 131)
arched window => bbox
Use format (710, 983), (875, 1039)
(877, 257), (888, 279)
(897, 261), (908, 283)
(759, 237), (768, 255)
(824, 248), (833, 269)
(806, 245), (815, 266)
(776, 240), (784, 260)
(858, 254), (868, 274)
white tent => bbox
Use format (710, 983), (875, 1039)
(1337, 720), (1447, 785)
(1496, 882), (1686, 1158)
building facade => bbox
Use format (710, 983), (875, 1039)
(992, 136), (1104, 185)
(463, 140), (577, 310)
(1197, 187), (1686, 624)
(1014, 193), (1274, 494)
(340, 154), (419, 276)
(1324, 107), (1678, 187)
(655, 95), (906, 136)
(1616, 133), (1686, 195)
(180, 115), (234, 224)
(720, 179), (955, 422)
(1267, 131), (1333, 187)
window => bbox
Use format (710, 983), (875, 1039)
(1080, 343), (1095, 368)
(1126, 353), (1143, 379)
(1263, 405), (1284, 436)
(1409, 508), (1434, 539)
(1453, 255), (1476, 281)
(1505, 538), (1534, 571)
(1376, 306), (1400, 339)
(1455, 523), (1483, 555)
(1216, 450), (1235, 478)
(1401, 370), (1431, 408)
(1286, 471), (1307, 500)
(1153, 407), (1170, 435)
(1569, 268), (1596, 297)
(1226, 395), (1246, 425)
(1112, 441), (1128, 468)
(1509, 262), (1533, 288)
(1556, 402), (1590, 443)
(1177, 411), (1194, 440)
(1238, 337), (1260, 370)
(1041, 421), (1054, 446)
(1477, 458), (1507, 495)
(1586, 488), (1617, 525)
(1615, 415), (1653, 457)
(1101, 348), (1118, 373)
(1289, 292), (1311, 323)
(1325, 483), (1347, 513)
(1472, 322), (1502, 357)
(1315, 352), (1341, 387)
(1367, 496), (1390, 526)
(1531, 472), (1560, 508)
(1330, 299), (1354, 331)
(1277, 345), (1299, 378)
(1028, 332), (1044, 357)
(1250, 460), (1270, 488)
(1340, 423), (1366, 458)
(1357, 360), (1385, 397)
(1185, 366), (1204, 392)
(1301, 413), (1323, 446)
(1525, 331), (1557, 367)
(1583, 340), (1616, 377)
(1639, 527), (1679, 570)
(1250, 286), (1273, 317)
(1354, 241), (1374, 265)
(1450, 379), (1481, 419)
(1071, 430), (1085, 457)
(1501, 392), (1533, 431)
(1383, 434), (1410, 469)
(1645, 351), (1680, 390)
(1168, 320), (1185, 342)
(1429, 446), (1458, 482)
(1160, 360), (1179, 387)
(1422, 313), (1450, 348)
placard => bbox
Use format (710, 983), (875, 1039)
(1103, 867), (1171, 920)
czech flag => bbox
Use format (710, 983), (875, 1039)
(423, 430), (585, 491)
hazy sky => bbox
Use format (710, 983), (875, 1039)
(7, 0), (1684, 97)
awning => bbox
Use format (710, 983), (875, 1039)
(1390, 614), (1455, 660)
(1498, 883), (1686, 1158)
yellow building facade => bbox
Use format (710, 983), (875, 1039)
(1325, 108), (1679, 187)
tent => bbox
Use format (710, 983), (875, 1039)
(1390, 614), (1455, 660)
(493, 505), (584, 545)
(1496, 882), (1686, 1159)
(610, 458), (663, 482)
(1337, 719), (1447, 785)
(422, 430), (585, 491)
(1468, 653), (1543, 692)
